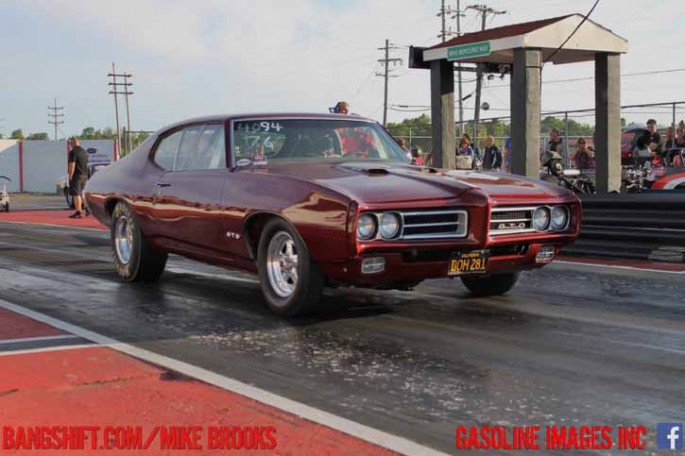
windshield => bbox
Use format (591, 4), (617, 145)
(232, 118), (409, 165)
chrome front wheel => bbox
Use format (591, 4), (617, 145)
(257, 219), (323, 316)
(266, 231), (299, 299)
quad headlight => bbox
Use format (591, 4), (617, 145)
(379, 212), (401, 239)
(550, 206), (569, 231)
(357, 213), (377, 240)
(533, 206), (551, 231)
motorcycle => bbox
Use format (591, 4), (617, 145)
(540, 151), (596, 195)
(621, 161), (668, 193)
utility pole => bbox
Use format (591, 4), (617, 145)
(468, 4), (506, 140)
(123, 73), (133, 153)
(108, 63), (133, 155)
(455, 0), (465, 136)
(377, 39), (403, 127)
(47, 98), (64, 140)
(438, 1), (465, 135)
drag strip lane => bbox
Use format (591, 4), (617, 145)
(0, 222), (684, 454)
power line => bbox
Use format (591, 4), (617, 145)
(543, 0), (600, 66)
(47, 98), (64, 140)
(349, 64), (381, 104)
(485, 67), (685, 89)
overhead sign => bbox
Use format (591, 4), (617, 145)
(447, 41), (491, 61)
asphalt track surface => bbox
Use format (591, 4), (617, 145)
(0, 218), (683, 455)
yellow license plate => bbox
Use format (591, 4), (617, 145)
(448, 251), (488, 275)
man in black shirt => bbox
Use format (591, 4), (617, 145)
(482, 135), (502, 170)
(548, 128), (563, 152)
(67, 136), (89, 218)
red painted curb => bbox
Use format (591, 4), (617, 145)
(0, 210), (106, 230)
(0, 306), (398, 455)
(0, 308), (64, 340)
(0, 347), (396, 455)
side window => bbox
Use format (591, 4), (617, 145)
(198, 124), (226, 169)
(174, 124), (225, 171)
(174, 126), (203, 171)
(153, 130), (183, 170)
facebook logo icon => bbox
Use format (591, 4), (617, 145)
(657, 423), (683, 450)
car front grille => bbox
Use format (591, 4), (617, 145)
(489, 207), (536, 236)
(399, 209), (468, 240)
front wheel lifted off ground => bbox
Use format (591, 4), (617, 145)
(461, 272), (520, 297)
(111, 201), (168, 282)
(257, 218), (324, 316)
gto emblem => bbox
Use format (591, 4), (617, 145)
(226, 231), (241, 240)
(497, 222), (526, 230)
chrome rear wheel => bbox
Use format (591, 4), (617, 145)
(114, 215), (134, 265)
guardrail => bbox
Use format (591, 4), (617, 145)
(563, 191), (685, 263)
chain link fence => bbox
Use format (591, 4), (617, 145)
(387, 101), (685, 173)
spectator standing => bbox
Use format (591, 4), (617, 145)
(572, 137), (595, 170)
(396, 137), (411, 161)
(663, 126), (677, 149)
(634, 130), (653, 166)
(677, 120), (685, 146)
(333, 101), (350, 114)
(456, 138), (475, 169)
(504, 136), (512, 173)
(67, 136), (89, 219)
(548, 128), (563, 152)
(646, 119), (661, 156)
(410, 146), (424, 166)
(482, 136), (502, 171)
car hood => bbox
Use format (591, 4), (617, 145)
(249, 161), (571, 205)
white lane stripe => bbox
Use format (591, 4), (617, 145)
(0, 334), (79, 345)
(0, 344), (95, 357)
(556, 260), (685, 275)
(0, 298), (451, 456)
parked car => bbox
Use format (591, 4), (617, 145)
(84, 114), (581, 316)
(0, 176), (10, 212)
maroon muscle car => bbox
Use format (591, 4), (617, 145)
(84, 113), (581, 316)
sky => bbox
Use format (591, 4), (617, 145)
(1, 0), (684, 138)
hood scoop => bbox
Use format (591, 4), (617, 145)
(365, 168), (390, 175)
(420, 167), (438, 174)
(339, 164), (390, 176)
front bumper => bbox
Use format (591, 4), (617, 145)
(323, 242), (564, 287)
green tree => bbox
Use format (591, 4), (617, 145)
(10, 129), (24, 140)
(26, 132), (49, 140)
(540, 116), (594, 137)
(79, 126), (117, 140)
(386, 114), (432, 137)
(80, 127), (96, 139)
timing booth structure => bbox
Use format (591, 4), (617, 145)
(409, 14), (628, 193)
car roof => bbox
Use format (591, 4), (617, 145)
(159, 112), (378, 132)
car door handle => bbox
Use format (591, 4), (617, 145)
(155, 181), (171, 188)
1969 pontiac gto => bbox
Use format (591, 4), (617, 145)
(84, 113), (581, 316)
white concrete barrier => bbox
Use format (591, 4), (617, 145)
(0, 140), (115, 193)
